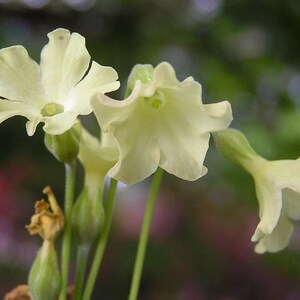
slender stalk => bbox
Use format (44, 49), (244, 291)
(59, 162), (77, 300)
(73, 245), (89, 300)
(82, 178), (118, 300)
(128, 168), (164, 300)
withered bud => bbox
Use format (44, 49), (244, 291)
(26, 186), (64, 242)
(4, 285), (30, 300)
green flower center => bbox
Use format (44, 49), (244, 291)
(41, 103), (64, 117)
(145, 91), (166, 110)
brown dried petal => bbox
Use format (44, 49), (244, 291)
(4, 285), (30, 300)
(26, 187), (64, 242)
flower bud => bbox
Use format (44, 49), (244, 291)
(126, 64), (154, 96)
(72, 187), (105, 248)
(28, 244), (61, 300)
(44, 122), (81, 164)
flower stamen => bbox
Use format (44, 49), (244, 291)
(41, 102), (64, 117)
(145, 91), (166, 110)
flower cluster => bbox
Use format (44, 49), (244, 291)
(0, 28), (232, 185)
(0, 28), (234, 299)
(91, 62), (233, 184)
(2, 27), (299, 300)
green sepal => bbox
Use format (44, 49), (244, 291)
(28, 246), (61, 300)
(44, 123), (81, 164)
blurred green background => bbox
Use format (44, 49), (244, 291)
(1, 0), (300, 299)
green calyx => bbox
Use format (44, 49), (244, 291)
(28, 246), (61, 300)
(213, 128), (262, 170)
(44, 123), (81, 164)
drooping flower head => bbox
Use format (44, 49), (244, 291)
(91, 62), (232, 184)
(214, 128), (300, 253)
(0, 28), (120, 135)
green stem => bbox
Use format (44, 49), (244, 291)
(74, 245), (89, 300)
(59, 162), (77, 300)
(128, 168), (164, 300)
(82, 178), (118, 300)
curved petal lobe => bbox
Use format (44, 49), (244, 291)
(40, 28), (91, 103)
(71, 61), (120, 115)
(254, 216), (293, 253)
(0, 46), (45, 106)
(42, 111), (78, 135)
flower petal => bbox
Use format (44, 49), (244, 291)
(107, 123), (160, 184)
(0, 99), (41, 135)
(154, 62), (194, 89)
(253, 216), (293, 253)
(92, 82), (159, 184)
(41, 111), (78, 135)
(282, 188), (300, 220)
(79, 127), (118, 197)
(91, 81), (142, 131)
(26, 119), (42, 136)
(252, 179), (282, 237)
(0, 99), (38, 122)
(161, 84), (232, 136)
(270, 159), (300, 192)
(40, 28), (90, 104)
(0, 46), (45, 106)
(158, 125), (209, 181)
(200, 101), (233, 133)
(156, 88), (230, 180)
(92, 63), (232, 183)
(71, 61), (120, 115)
(96, 93), (160, 184)
(79, 127), (118, 174)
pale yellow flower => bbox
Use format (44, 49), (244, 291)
(250, 159), (300, 253)
(91, 62), (232, 184)
(215, 128), (300, 253)
(0, 28), (120, 135)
